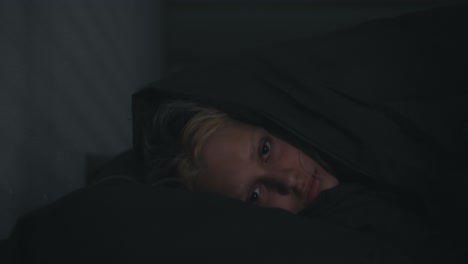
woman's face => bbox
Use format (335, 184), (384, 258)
(198, 122), (338, 213)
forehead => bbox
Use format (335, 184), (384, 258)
(198, 122), (257, 198)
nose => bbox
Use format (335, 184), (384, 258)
(266, 168), (302, 196)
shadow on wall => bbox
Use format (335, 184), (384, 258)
(0, 0), (162, 239)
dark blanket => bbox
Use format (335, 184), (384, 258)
(4, 178), (415, 264)
(132, 2), (468, 235)
(3, 4), (468, 264)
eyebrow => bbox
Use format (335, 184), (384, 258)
(250, 128), (257, 162)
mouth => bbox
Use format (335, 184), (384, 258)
(303, 167), (320, 206)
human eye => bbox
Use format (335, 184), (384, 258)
(248, 185), (262, 204)
(259, 138), (271, 161)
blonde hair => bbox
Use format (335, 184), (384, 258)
(146, 100), (332, 189)
(176, 107), (233, 190)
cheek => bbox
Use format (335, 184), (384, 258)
(273, 138), (311, 179)
(299, 154), (318, 175)
(272, 137), (301, 162)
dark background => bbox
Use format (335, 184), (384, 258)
(0, 0), (463, 239)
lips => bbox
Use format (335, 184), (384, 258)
(303, 167), (320, 206)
